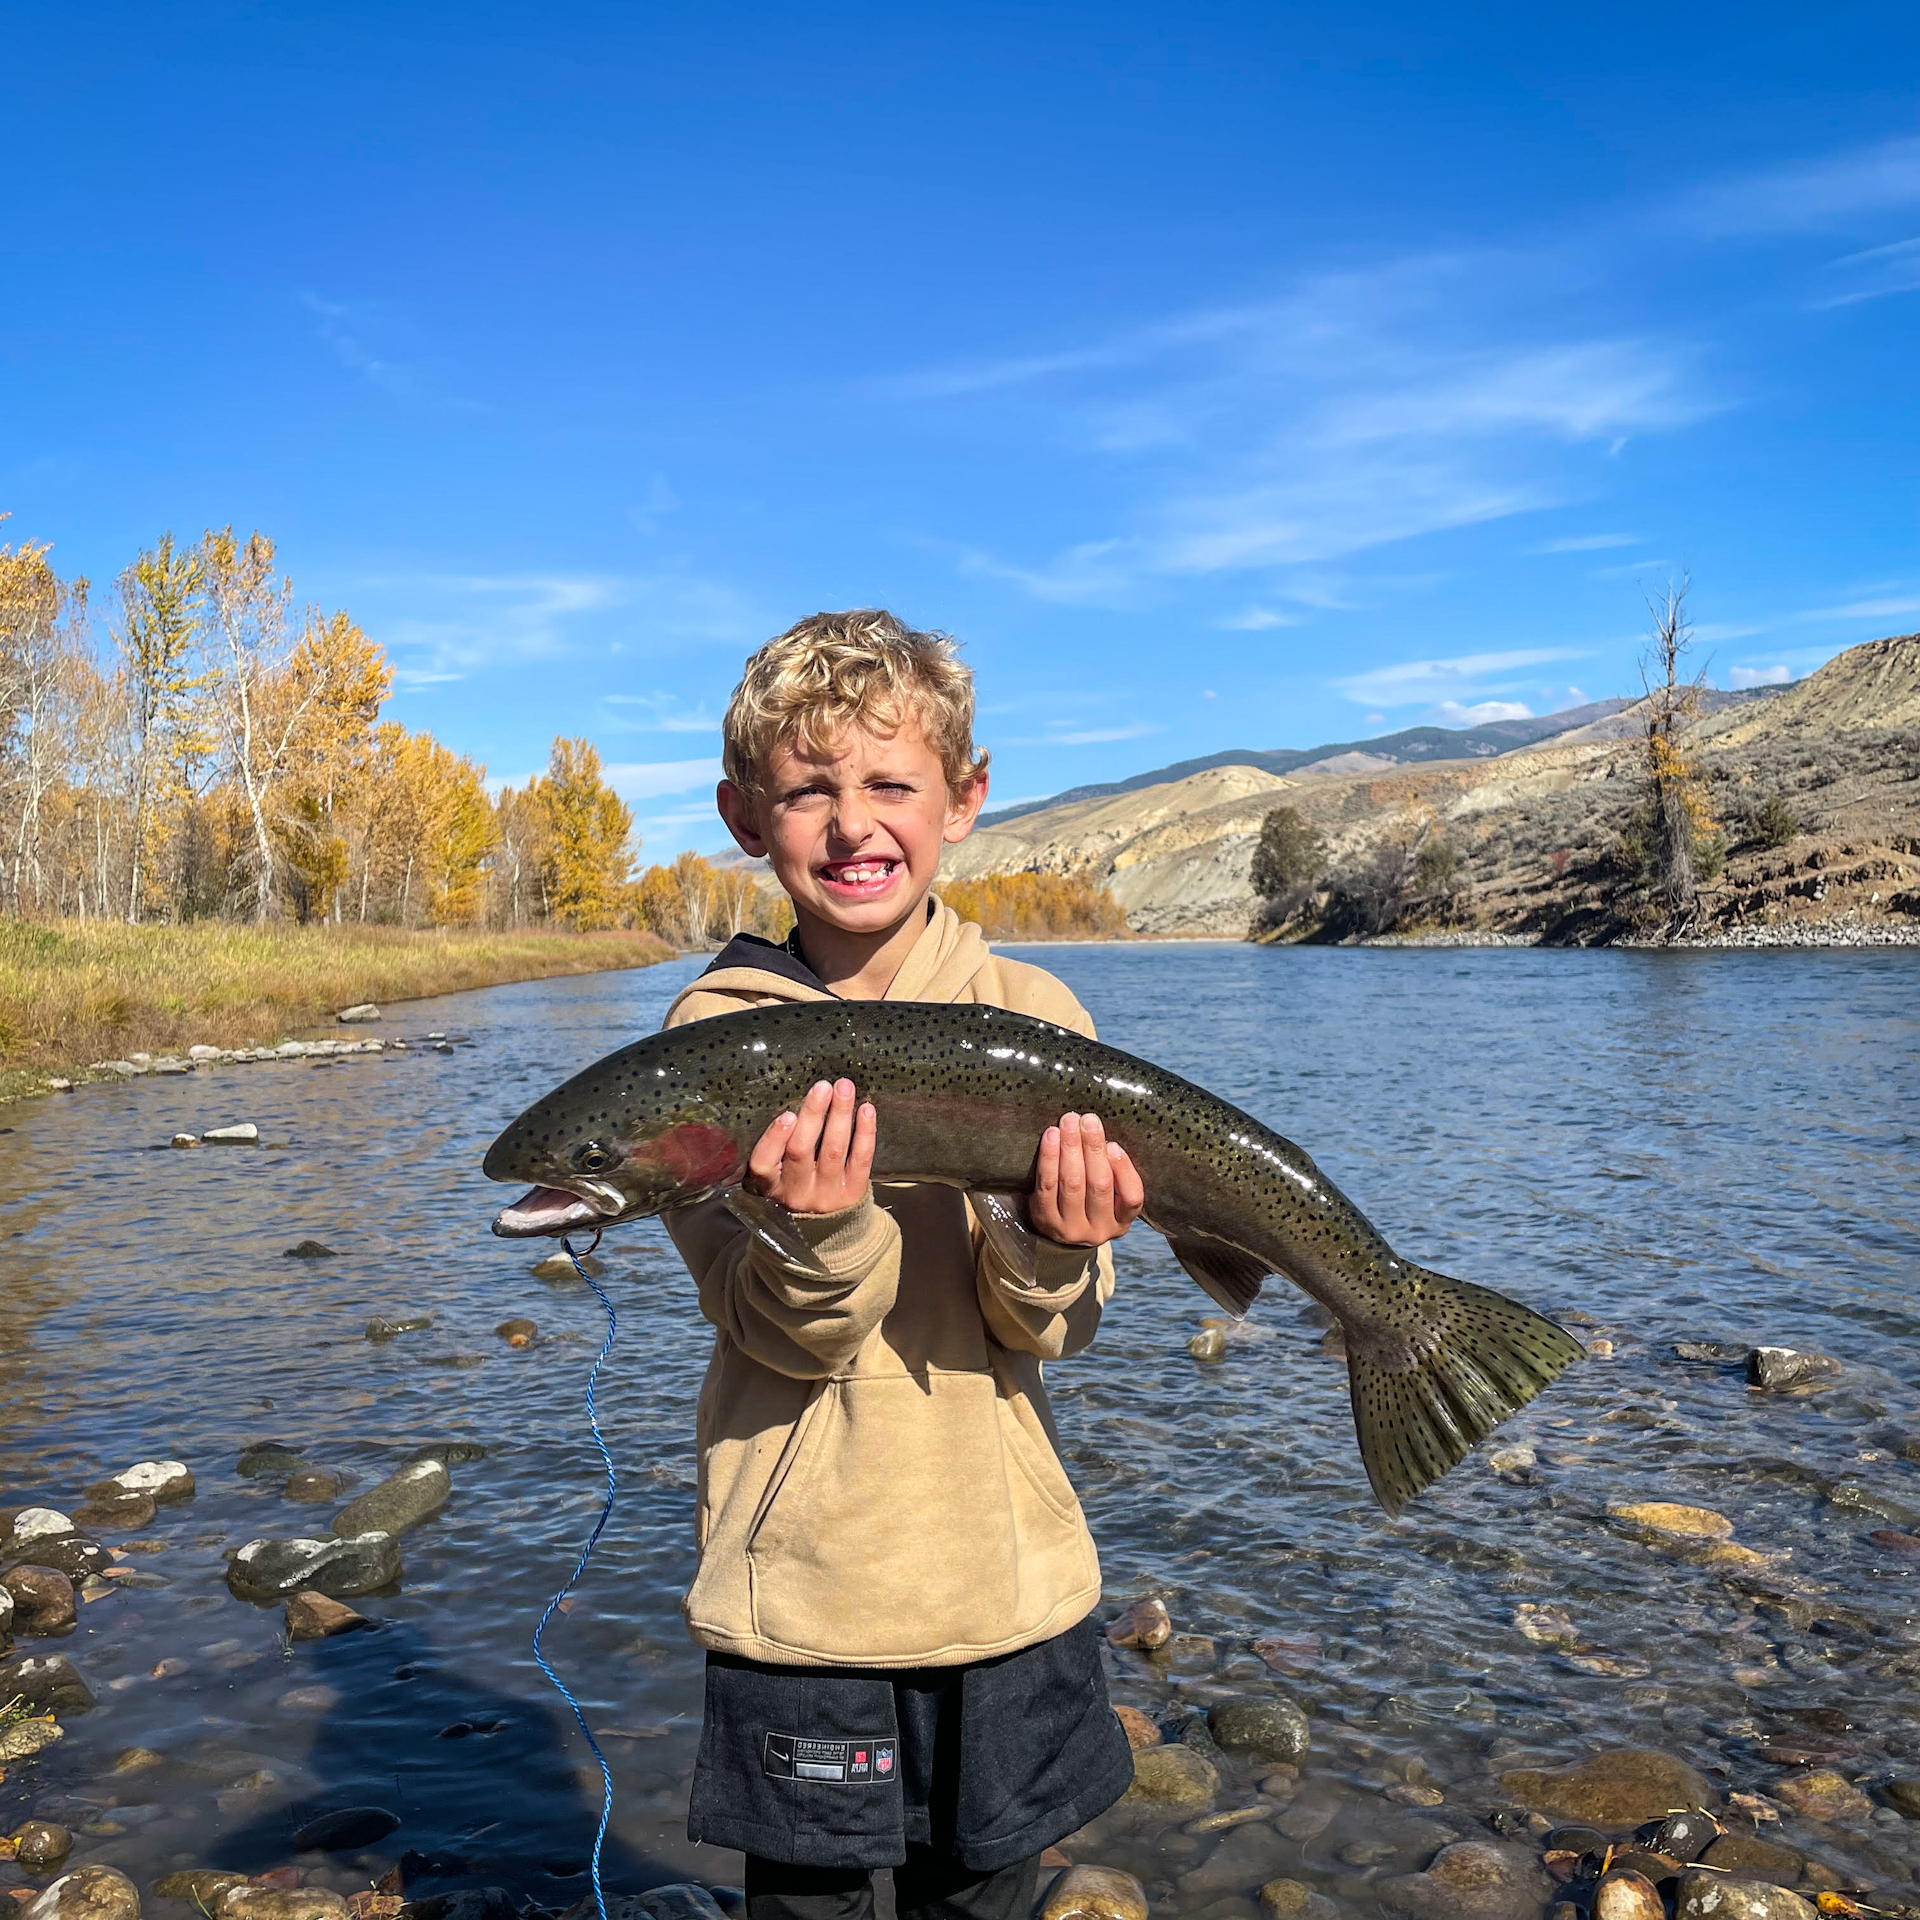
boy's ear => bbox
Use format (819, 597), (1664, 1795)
(716, 779), (769, 857)
(942, 769), (989, 846)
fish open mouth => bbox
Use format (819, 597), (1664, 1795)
(491, 1184), (622, 1239)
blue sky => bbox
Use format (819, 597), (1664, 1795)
(5, 3), (1917, 854)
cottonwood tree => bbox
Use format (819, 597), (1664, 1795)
(0, 532), (87, 914)
(534, 737), (636, 929)
(1631, 576), (1717, 924)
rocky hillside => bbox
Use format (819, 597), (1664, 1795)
(942, 632), (1920, 942)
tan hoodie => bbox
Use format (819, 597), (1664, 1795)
(661, 898), (1114, 1669)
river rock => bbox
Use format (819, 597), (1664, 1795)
(408, 1441), (488, 1466)
(1607, 1501), (1734, 1540)
(337, 1004), (381, 1022)
(1113, 1704), (1160, 1748)
(1675, 1341), (1746, 1362)
(10, 1820), (73, 1868)
(285, 1589), (371, 1640)
(203, 1123), (259, 1145)
(331, 1459), (449, 1537)
(3, 1533), (111, 1580)
(1125, 1743), (1218, 1805)
(1207, 1696), (1310, 1764)
(216, 1892), (350, 1920)
(1648, 1809), (1723, 1860)
(533, 1250), (604, 1281)
(72, 1487), (156, 1530)
(0, 1651), (95, 1714)
(5, 1508), (72, 1546)
(0, 1581), (11, 1637)
(1746, 1349), (1842, 1391)
(1375, 1841), (1553, 1920)
(20, 1867), (142, 1920)
(1868, 1528), (1920, 1555)
(495, 1317), (538, 1347)
(0, 1716), (64, 1761)
(169, 1133), (198, 1148)
(1040, 1865), (1148, 1920)
(3, 1566), (75, 1633)
(1771, 1769), (1872, 1824)
(1188, 1327), (1227, 1363)
(1501, 1749), (1714, 1825)
(153, 1873), (249, 1906)
(1258, 1882), (1339, 1920)
(108, 1461), (195, 1503)
(1593, 1873), (1663, 1920)
(286, 1468), (345, 1502)
(365, 1314), (433, 1341)
(290, 1804), (401, 1848)
(1178, 1819), (1295, 1896)
(227, 1531), (400, 1600)
(1105, 1596), (1172, 1650)
(237, 1442), (306, 1479)
(1674, 1875), (1814, 1920)
(1699, 1834), (1804, 1879)
(284, 1240), (338, 1259)
(1881, 1778), (1920, 1817)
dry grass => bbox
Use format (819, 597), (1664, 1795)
(0, 919), (675, 1096)
(940, 872), (1130, 940)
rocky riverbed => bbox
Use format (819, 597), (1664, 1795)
(2, 947), (1918, 1920)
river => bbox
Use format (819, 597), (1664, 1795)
(1, 944), (1917, 1907)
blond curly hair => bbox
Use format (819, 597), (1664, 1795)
(722, 609), (991, 798)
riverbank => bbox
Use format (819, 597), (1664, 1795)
(0, 920), (674, 1103)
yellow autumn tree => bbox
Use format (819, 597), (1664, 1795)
(532, 737), (635, 930)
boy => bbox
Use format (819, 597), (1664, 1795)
(661, 610), (1144, 1920)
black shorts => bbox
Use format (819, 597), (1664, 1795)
(687, 1615), (1134, 1872)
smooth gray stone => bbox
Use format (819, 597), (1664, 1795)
(0, 1650), (97, 1714)
(331, 1458), (450, 1538)
(238, 1442), (306, 1479)
(227, 1530), (400, 1600)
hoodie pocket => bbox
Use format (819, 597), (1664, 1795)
(745, 1369), (1091, 1662)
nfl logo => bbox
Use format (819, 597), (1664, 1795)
(876, 1744), (894, 1776)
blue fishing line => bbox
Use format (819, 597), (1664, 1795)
(531, 1231), (619, 1920)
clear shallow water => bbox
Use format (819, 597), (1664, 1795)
(3, 945), (1919, 1905)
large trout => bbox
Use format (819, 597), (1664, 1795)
(483, 1000), (1581, 1512)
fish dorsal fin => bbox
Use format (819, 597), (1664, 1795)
(1167, 1234), (1269, 1318)
(723, 1187), (832, 1280)
(968, 1189), (1040, 1289)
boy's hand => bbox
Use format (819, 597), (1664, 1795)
(746, 1078), (876, 1215)
(1031, 1112), (1144, 1248)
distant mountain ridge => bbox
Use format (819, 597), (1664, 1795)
(979, 699), (1632, 826)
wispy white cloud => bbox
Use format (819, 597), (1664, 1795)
(1812, 235), (1920, 309)
(601, 692), (720, 733)
(1001, 722), (1160, 747)
(601, 757), (724, 803)
(1332, 646), (1584, 709)
(1432, 698), (1533, 724)
(1677, 136), (1920, 236)
(1731, 664), (1792, 689)
(1690, 622), (1763, 642)
(1530, 531), (1641, 554)
(1217, 607), (1303, 630)
(1794, 596), (1920, 623)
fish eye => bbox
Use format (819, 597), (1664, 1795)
(572, 1141), (622, 1175)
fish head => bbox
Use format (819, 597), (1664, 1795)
(483, 1054), (748, 1239)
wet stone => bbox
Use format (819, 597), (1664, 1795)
(0, 1717), (64, 1761)
(285, 1468), (345, 1503)
(153, 1874), (248, 1906)
(110, 1460), (194, 1503)
(227, 1530), (400, 1600)
(1113, 1704), (1161, 1749)
(408, 1442), (487, 1466)
(1375, 1840), (1553, 1920)
(1675, 1341), (1746, 1362)
(291, 1804), (401, 1849)
(1881, 1778), (1920, 1817)
(1606, 1501), (1734, 1540)
(1647, 1809), (1723, 1861)
(0, 1651), (96, 1714)
(4, 1508), (72, 1546)
(72, 1488), (155, 1531)
(237, 1443), (306, 1479)
(202, 1123), (259, 1145)
(1746, 1348), (1842, 1391)
(1040, 1865), (1149, 1920)
(495, 1317), (538, 1347)
(1674, 1874), (1815, 1920)
(1867, 1528), (1920, 1555)
(1257, 1883), (1338, 1920)
(218, 1893), (351, 1920)
(365, 1315), (433, 1342)
(1697, 1834), (1805, 1880)
(1500, 1748), (1714, 1825)
(1105, 1596), (1171, 1650)
(3, 1566), (76, 1633)
(1176, 1818), (1295, 1896)
(1125, 1744), (1219, 1805)
(1188, 1327), (1228, 1363)
(331, 1458), (449, 1537)
(285, 1590), (370, 1640)
(284, 1240), (338, 1258)
(20, 1867), (142, 1920)
(1593, 1872), (1664, 1920)
(533, 1250), (603, 1281)
(10, 1820), (73, 1869)
(1207, 1697), (1310, 1765)
(1771, 1769), (1872, 1825)
(2, 1534), (111, 1581)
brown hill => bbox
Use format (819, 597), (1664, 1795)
(941, 632), (1920, 942)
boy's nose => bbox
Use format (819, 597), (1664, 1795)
(828, 792), (874, 844)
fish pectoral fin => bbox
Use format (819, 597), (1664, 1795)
(1166, 1234), (1270, 1318)
(1346, 1269), (1586, 1517)
(722, 1187), (833, 1279)
(968, 1190), (1041, 1289)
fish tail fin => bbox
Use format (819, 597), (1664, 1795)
(1346, 1270), (1585, 1516)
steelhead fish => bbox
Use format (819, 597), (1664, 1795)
(483, 1000), (1582, 1512)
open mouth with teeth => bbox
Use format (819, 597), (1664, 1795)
(817, 855), (903, 900)
(491, 1179), (631, 1238)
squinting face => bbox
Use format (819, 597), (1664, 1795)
(720, 719), (984, 936)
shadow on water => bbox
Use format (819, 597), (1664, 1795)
(213, 1612), (671, 1899)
